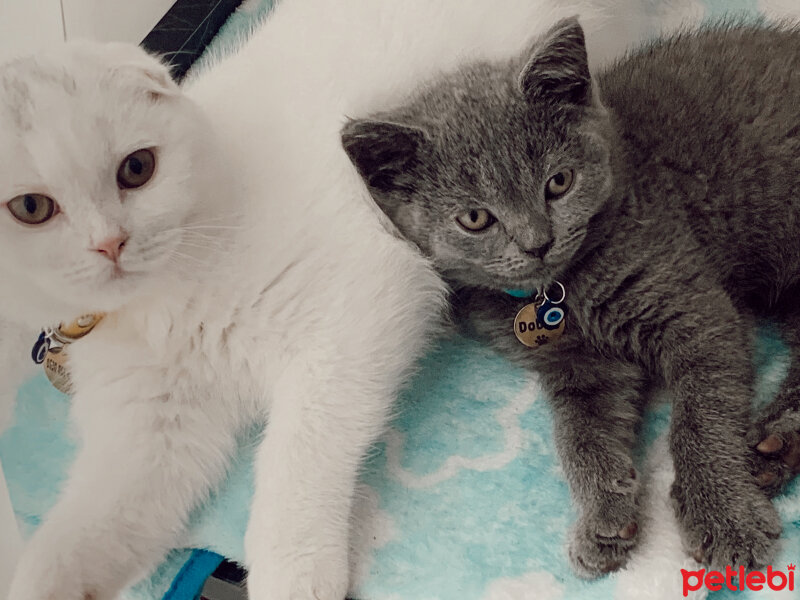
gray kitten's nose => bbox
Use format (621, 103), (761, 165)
(524, 240), (553, 259)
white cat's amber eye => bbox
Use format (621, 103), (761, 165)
(456, 208), (496, 232)
(545, 169), (574, 200)
(6, 194), (58, 225)
(118, 148), (156, 190)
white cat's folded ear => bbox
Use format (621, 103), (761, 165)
(518, 16), (592, 107)
(108, 52), (180, 100)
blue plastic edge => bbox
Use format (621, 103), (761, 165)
(163, 549), (226, 600)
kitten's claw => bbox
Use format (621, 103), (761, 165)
(569, 516), (639, 577)
(572, 551), (622, 576)
(756, 433), (784, 454)
(748, 409), (800, 497)
(618, 521), (638, 540)
(756, 470), (779, 487)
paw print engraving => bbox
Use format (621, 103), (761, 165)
(535, 335), (549, 346)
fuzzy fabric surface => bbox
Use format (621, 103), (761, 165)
(2, 330), (799, 600)
(3, 1), (800, 599)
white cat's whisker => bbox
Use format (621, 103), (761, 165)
(181, 213), (246, 226)
(176, 239), (229, 253)
(165, 250), (216, 269)
(177, 225), (244, 231)
(178, 229), (233, 241)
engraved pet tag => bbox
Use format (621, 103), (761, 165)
(33, 313), (105, 394)
(43, 349), (72, 394)
(513, 301), (566, 348)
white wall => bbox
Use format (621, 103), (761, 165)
(0, 0), (175, 60)
(61, 0), (174, 44)
(0, 0), (64, 60)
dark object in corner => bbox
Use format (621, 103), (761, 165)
(200, 560), (247, 599)
(141, 0), (243, 82)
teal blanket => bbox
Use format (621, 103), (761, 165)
(3, 330), (799, 600)
(3, 1), (800, 599)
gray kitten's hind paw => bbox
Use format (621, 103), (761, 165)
(747, 408), (800, 498)
(672, 481), (781, 570)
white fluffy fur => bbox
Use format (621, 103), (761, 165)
(1, 1), (692, 598)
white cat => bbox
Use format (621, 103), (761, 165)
(1, 0), (692, 598)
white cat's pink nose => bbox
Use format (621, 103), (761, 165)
(94, 234), (129, 263)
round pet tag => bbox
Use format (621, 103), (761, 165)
(513, 301), (566, 348)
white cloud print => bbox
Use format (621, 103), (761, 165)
(384, 380), (540, 489)
(482, 570), (565, 600)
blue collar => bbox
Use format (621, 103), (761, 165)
(503, 289), (537, 299)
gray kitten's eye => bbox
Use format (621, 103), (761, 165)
(456, 208), (496, 232)
(6, 194), (58, 225)
(118, 148), (156, 189)
(545, 169), (574, 200)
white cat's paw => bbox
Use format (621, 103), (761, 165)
(8, 523), (123, 600)
(246, 562), (348, 600)
(9, 539), (89, 600)
(245, 541), (349, 600)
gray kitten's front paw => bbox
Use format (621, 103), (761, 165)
(569, 516), (639, 577)
(671, 479), (781, 569)
(569, 472), (640, 577)
(747, 407), (800, 498)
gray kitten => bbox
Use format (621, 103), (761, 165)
(341, 18), (800, 576)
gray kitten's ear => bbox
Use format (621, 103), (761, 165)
(518, 16), (591, 107)
(341, 119), (427, 194)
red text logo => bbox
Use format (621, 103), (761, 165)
(681, 564), (795, 596)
